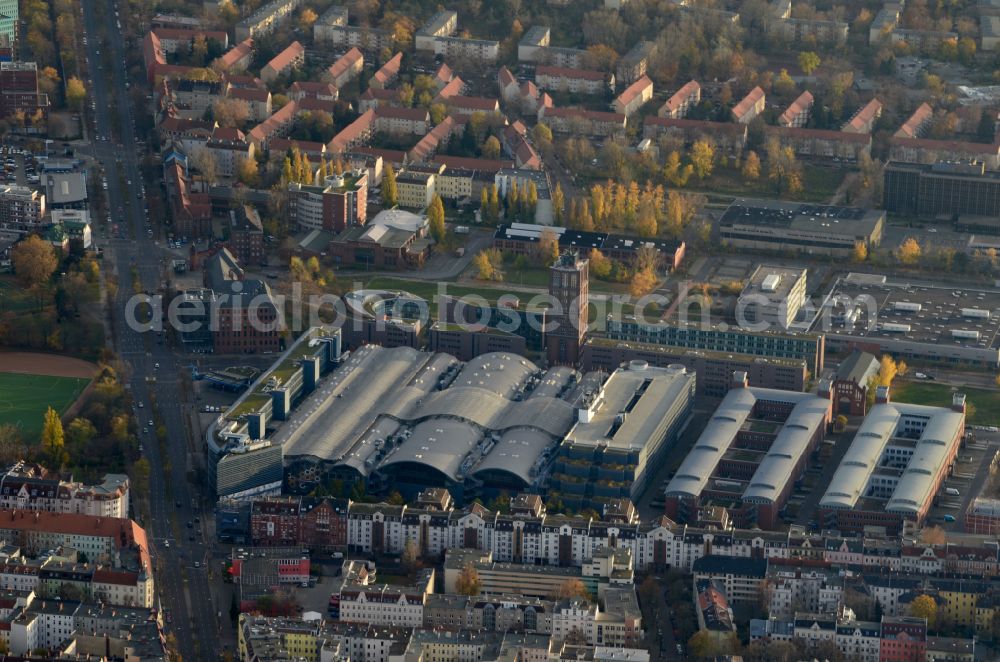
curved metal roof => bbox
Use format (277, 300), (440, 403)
(886, 405), (964, 514)
(530, 366), (578, 399)
(742, 396), (831, 503)
(665, 388), (756, 498)
(472, 428), (556, 486)
(819, 406), (899, 509)
(451, 353), (538, 399)
(380, 418), (482, 482)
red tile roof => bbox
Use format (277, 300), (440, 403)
(536, 65), (607, 82)
(615, 75), (653, 108)
(372, 52), (403, 86)
(377, 106), (430, 122)
(545, 107), (625, 123)
(264, 41), (305, 75)
(498, 66), (516, 89)
(844, 98), (883, 133)
(327, 47), (363, 83)
(218, 38), (254, 69)
(731, 86), (765, 120)
(434, 63), (453, 84)
(643, 115), (746, 136)
(660, 80), (700, 114)
(432, 154), (514, 172)
(269, 138), (327, 155)
(228, 87), (270, 102)
(436, 77), (466, 100)
(153, 27), (228, 45)
(895, 102), (933, 138)
(765, 125), (872, 144)
(778, 90), (814, 125)
(327, 108), (376, 153)
(445, 95), (500, 112)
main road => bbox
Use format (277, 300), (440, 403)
(79, 0), (221, 658)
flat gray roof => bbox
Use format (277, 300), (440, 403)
(564, 363), (694, 452)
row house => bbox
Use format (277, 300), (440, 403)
(250, 496), (350, 548)
(169, 78), (224, 120)
(359, 87), (403, 113)
(227, 86), (272, 123)
(325, 47), (364, 88)
(374, 107), (430, 135)
(431, 36), (500, 62)
(612, 76), (653, 117)
(778, 91), (814, 128)
(764, 126), (872, 163)
(842, 98), (883, 134)
(328, 109), (377, 154)
(407, 115), (463, 163)
(732, 86), (766, 124)
(501, 122), (542, 170)
(0, 463), (129, 519)
(658, 80), (700, 119)
(768, 17), (848, 44)
(260, 40), (305, 84)
(538, 107), (626, 137)
(316, 25), (394, 52)
(616, 41), (656, 85)
(888, 137), (1000, 170)
(247, 100), (300, 150)
(434, 76), (467, 102)
(204, 127), (254, 178)
(537, 47), (589, 69)
(164, 159), (212, 238)
(215, 37), (254, 73)
(643, 116), (748, 155)
(236, 0), (303, 40)
(370, 53), (403, 89)
(289, 81), (338, 103)
(766, 567), (845, 620)
(534, 66), (612, 96)
(445, 95), (500, 117)
(895, 102), (933, 139)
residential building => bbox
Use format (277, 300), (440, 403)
(227, 204), (265, 266)
(203, 248), (281, 354)
(0, 463), (129, 518)
(395, 170), (436, 210)
(518, 26), (551, 62)
(692, 556), (767, 605)
(370, 53), (402, 89)
(226, 86), (272, 123)
(895, 103), (933, 139)
(616, 41), (656, 85)
(260, 41), (305, 84)
(236, 0), (303, 40)
(375, 107), (430, 135)
(889, 137), (1000, 170)
(643, 116), (747, 155)
(216, 37), (254, 72)
(778, 91), (814, 128)
(535, 67), (612, 95)
(612, 76), (653, 117)
(658, 80), (700, 119)
(250, 496), (350, 548)
(204, 126), (254, 179)
(768, 17), (848, 44)
(325, 48), (364, 88)
(843, 98), (883, 134)
(0, 62), (49, 124)
(732, 86), (765, 124)
(288, 169), (368, 233)
(538, 107), (626, 137)
(0, 185), (44, 234)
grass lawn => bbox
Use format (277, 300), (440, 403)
(892, 381), (1000, 426)
(500, 265), (632, 294)
(363, 277), (544, 307)
(0, 372), (90, 441)
(685, 164), (846, 204)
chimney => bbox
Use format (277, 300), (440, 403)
(732, 371), (749, 389)
(952, 393), (967, 414)
(875, 385), (890, 405)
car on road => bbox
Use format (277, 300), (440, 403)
(147, 419), (153, 427)
(943, 514), (956, 522)
(163, 540), (169, 548)
(154, 363), (159, 369)
(194, 561), (200, 568)
(137, 401), (143, 408)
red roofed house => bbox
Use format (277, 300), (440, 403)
(325, 47), (364, 88)
(731, 86), (765, 124)
(165, 161), (212, 238)
(226, 86), (272, 122)
(216, 37), (254, 73)
(288, 81), (339, 103)
(842, 98), (883, 134)
(247, 100), (299, 150)
(445, 95), (500, 116)
(408, 116), (462, 163)
(435, 76), (467, 101)
(370, 52), (403, 89)
(260, 40), (305, 84)
(895, 102), (933, 138)
(358, 87), (403, 113)
(498, 66), (519, 103)
(268, 138), (327, 161)
(778, 91), (814, 128)
(204, 126), (255, 178)
(327, 109), (376, 154)
(643, 116), (747, 155)
(889, 137), (1000, 169)
(659, 80), (701, 119)
(501, 123), (541, 170)
(764, 125), (871, 162)
(0, 510), (148, 568)
(432, 154), (514, 173)
(535, 65), (612, 95)
(142, 32), (166, 84)
(375, 107), (430, 135)
(540, 106), (626, 137)
(613, 75), (653, 116)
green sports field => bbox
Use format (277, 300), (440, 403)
(0, 372), (90, 441)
